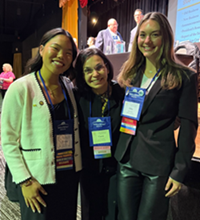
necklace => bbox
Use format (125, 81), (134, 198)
(38, 78), (61, 98)
(46, 86), (60, 98)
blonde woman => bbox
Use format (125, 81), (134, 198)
(0, 63), (15, 98)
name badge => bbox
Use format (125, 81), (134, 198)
(121, 87), (146, 121)
(88, 116), (112, 159)
(120, 116), (137, 135)
(88, 116), (112, 147)
(93, 146), (112, 159)
(54, 119), (74, 170)
(56, 150), (73, 170)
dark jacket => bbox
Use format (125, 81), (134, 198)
(115, 70), (198, 183)
(95, 28), (124, 54)
(75, 81), (124, 173)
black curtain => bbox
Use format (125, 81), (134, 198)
(87, 0), (168, 51)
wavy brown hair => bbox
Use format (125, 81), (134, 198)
(118, 12), (190, 89)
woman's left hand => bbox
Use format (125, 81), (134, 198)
(165, 177), (182, 197)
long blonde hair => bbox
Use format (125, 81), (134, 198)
(118, 12), (190, 89)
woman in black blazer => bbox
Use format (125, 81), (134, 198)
(74, 48), (124, 220)
(115, 12), (198, 220)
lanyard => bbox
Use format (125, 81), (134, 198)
(39, 70), (71, 119)
(145, 69), (160, 91)
(89, 86), (110, 117)
(126, 69), (160, 96)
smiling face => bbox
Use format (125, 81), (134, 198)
(83, 55), (109, 95)
(138, 19), (163, 64)
(39, 34), (73, 76)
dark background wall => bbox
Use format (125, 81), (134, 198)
(87, 0), (168, 50)
(0, 0), (169, 73)
(21, 0), (62, 73)
(0, 0), (62, 74)
(0, 42), (13, 72)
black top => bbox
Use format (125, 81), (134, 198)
(74, 81), (125, 173)
(115, 70), (198, 182)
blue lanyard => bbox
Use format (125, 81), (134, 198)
(145, 69), (160, 91)
(126, 69), (160, 96)
(39, 70), (71, 119)
(89, 86), (110, 117)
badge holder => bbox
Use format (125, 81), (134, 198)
(120, 69), (160, 135)
(39, 70), (74, 170)
(55, 119), (74, 171)
(120, 87), (146, 135)
(88, 97), (112, 159)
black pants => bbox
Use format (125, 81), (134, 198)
(80, 169), (118, 220)
(117, 162), (169, 220)
(16, 170), (80, 220)
(0, 89), (6, 99)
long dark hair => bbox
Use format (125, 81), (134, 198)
(24, 28), (77, 79)
(75, 48), (114, 93)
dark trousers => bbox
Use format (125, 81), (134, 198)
(117, 162), (169, 220)
(15, 170), (79, 220)
(80, 169), (118, 220)
(0, 89), (6, 99)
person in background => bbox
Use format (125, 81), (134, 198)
(73, 37), (78, 49)
(0, 63), (15, 99)
(87, 37), (96, 48)
(128, 9), (144, 52)
(115, 12), (198, 220)
(74, 48), (124, 220)
(1, 27), (82, 220)
(95, 18), (124, 54)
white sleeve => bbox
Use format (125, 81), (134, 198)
(1, 82), (31, 184)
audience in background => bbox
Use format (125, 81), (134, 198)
(95, 18), (124, 54)
(87, 37), (96, 48)
(128, 9), (144, 52)
(0, 63), (15, 99)
(73, 37), (78, 49)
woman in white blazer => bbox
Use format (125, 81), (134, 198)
(1, 28), (82, 220)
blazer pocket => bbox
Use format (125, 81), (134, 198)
(21, 148), (42, 160)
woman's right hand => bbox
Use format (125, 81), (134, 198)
(21, 179), (48, 213)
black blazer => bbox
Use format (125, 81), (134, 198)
(115, 70), (198, 183)
(75, 81), (124, 173)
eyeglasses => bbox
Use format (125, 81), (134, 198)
(84, 63), (107, 75)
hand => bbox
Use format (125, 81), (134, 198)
(165, 177), (182, 197)
(21, 179), (48, 213)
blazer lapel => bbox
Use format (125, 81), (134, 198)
(106, 28), (114, 42)
(141, 75), (162, 115)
